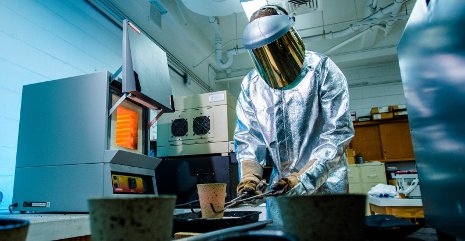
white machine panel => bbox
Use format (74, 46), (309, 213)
(157, 91), (236, 157)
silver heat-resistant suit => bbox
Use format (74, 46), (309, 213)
(234, 51), (354, 224)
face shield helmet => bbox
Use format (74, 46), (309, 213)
(243, 14), (306, 89)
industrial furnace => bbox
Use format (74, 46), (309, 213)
(12, 19), (173, 212)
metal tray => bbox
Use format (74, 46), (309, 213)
(173, 211), (261, 233)
(365, 215), (420, 240)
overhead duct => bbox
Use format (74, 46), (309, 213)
(366, 0), (377, 15)
(179, 0), (247, 70)
(265, 0), (320, 15)
(214, 0), (410, 82)
(210, 0), (409, 80)
(212, 0), (407, 71)
(303, 0), (409, 42)
(324, 25), (385, 54)
(181, 0), (243, 16)
(384, 0), (405, 35)
(209, 17), (247, 70)
(363, 0), (406, 21)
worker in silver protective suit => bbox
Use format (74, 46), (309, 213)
(234, 5), (354, 225)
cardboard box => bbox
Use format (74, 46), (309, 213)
(346, 148), (356, 157)
(372, 112), (394, 120)
(350, 111), (357, 122)
(371, 106), (390, 114)
(389, 104), (407, 111)
(394, 110), (408, 118)
(357, 116), (371, 122)
(394, 110), (408, 116)
(347, 156), (355, 164)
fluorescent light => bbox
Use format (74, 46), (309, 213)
(241, 0), (268, 20)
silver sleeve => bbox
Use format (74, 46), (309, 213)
(234, 81), (267, 178)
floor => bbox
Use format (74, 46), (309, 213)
(404, 228), (438, 241)
(377, 227), (464, 241)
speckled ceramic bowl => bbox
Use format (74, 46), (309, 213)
(276, 194), (366, 241)
(88, 195), (176, 241)
(0, 218), (29, 241)
(197, 183), (227, 219)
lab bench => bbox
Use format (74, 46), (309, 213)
(368, 195), (424, 219)
(0, 205), (267, 241)
(0, 213), (90, 241)
(1, 202), (436, 241)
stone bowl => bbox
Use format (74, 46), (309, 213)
(88, 195), (176, 241)
(0, 218), (29, 241)
(276, 194), (366, 241)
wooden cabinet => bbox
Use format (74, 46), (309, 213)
(350, 118), (415, 162)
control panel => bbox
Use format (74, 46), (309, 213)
(112, 173), (153, 194)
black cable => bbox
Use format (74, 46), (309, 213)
(9, 202), (18, 214)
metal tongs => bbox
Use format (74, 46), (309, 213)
(179, 190), (279, 215)
(209, 189), (283, 214)
(179, 181), (290, 215)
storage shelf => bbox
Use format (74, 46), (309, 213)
(353, 116), (409, 127)
(350, 118), (415, 163)
(367, 158), (415, 162)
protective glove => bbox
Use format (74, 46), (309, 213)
(270, 172), (300, 195)
(236, 177), (268, 206)
(255, 179), (269, 195)
(270, 159), (316, 195)
(236, 160), (268, 206)
(237, 174), (262, 197)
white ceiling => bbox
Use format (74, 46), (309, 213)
(93, 0), (416, 94)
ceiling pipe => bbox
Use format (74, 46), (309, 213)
(324, 25), (385, 54)
(215, 75), (244, 83)
(213, 0), (408, 81)
(366, 0), (376, 15)
(362, 0), (408, 21)
(303, 0), (409, 42)
(174, 0), (188, 26)
(209, 16), (247, 70)
(384, 0), (407, 36)
(360, 0), (380, 48)
(303, 23), (362, 41)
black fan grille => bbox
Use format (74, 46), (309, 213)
(193, 116), (210, 135)
(171, 118), (188, 137)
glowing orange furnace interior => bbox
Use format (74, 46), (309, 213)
(115, 106), (138, 150)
